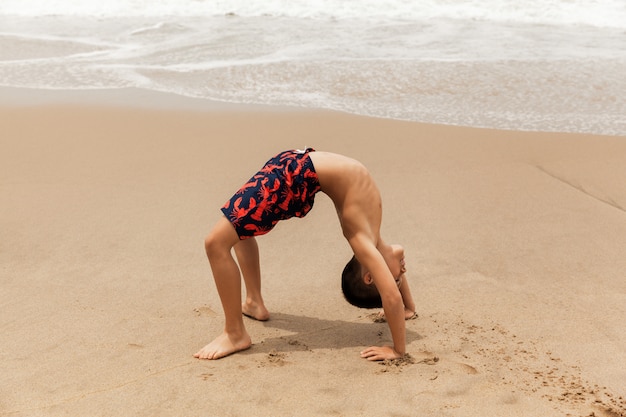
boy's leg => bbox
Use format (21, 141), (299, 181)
(234, 237), (270, 321)
(195, 217), (251, 360)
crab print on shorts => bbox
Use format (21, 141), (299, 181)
(220, 148), (321, 239)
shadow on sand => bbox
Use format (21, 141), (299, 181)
(241, 312), (422, 355)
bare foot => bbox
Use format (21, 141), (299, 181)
(242, 300), (270, 321)
(194, 331), (251, 360)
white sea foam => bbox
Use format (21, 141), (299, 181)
(1, 0), (625, 28)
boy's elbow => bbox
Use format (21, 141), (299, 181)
(381, 291), (403, 308)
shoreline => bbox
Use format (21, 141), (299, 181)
(0, 86), (302, 112)
(3, 86), (625, 138)
(2, 88), (625, 416)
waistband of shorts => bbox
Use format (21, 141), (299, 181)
(293, 147), (315, 155)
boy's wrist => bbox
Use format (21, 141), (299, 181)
(392, 346), (405, 357)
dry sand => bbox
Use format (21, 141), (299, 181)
(2, 89), (625, 416)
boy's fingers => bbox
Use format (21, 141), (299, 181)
(360, 347), (378, 358)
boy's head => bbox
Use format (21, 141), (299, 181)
(341, 256), (382, 308)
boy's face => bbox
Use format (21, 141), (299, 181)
(362, 244), (407, 289)
(364, 244), (406, 288)
(389, 244), (407, 288)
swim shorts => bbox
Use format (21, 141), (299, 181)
(221, 148), (321, 239)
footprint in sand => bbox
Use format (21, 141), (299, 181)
(262, 349), (289, 367)
(193, 306), (217, 317)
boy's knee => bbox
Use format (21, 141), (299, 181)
(204, 230), (234, 258)
(204, 217), (239, 257)
(204, 233), (220, 255)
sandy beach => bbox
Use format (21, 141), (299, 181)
(1, 89), (625, 416)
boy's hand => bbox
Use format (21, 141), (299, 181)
(360, 345), (402, 361)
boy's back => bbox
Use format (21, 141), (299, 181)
(308, 151), (382, 243)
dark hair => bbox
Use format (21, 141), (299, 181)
(341, 256), (382, 308)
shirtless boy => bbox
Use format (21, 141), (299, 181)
(194, 148), (416, 361)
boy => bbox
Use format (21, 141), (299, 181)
(195, 148), (416, 361)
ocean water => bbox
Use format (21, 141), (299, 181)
(1, 0), (625, 135)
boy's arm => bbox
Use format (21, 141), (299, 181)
(398, 273), (416, 316)
(349, 235), (406, 360)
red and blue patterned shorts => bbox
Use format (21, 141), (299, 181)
(221, 148), (321, 239)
